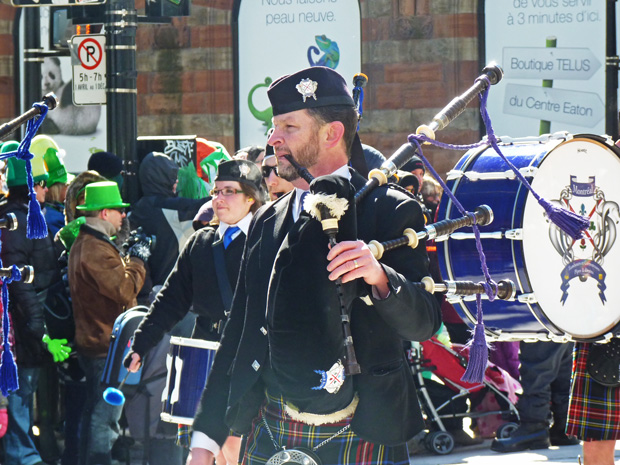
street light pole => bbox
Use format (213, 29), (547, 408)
(104, 0), (139, 203)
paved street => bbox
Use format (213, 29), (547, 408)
(409, 439), (590, 465)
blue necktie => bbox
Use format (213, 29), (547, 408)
(223, 226), (240, 249)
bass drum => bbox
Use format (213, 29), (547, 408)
(436, 133), (620, 342)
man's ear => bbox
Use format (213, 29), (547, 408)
(322, 121), (346, 150)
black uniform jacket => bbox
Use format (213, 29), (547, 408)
(131, 226), (244, 356)
(192, 170), (442, 447)
(0, 199), (62, 366)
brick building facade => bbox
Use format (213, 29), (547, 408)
(1, 0), (483, 176)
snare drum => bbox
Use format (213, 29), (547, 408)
(161, 336), (219, 425)
(437, 133), (620, 342)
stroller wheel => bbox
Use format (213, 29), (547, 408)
(496, 422), (519, 439)
(424, 431), (455, 455)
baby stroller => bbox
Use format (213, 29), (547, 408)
(407, 336), (521, 455)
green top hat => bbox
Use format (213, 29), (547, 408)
(43, 148), (71, 186)
(6, 152), (49, 188)
(76, 181), (130, 211)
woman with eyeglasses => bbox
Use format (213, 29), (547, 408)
(122, 160), (265, 465)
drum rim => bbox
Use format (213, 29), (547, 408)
(169, 336), (220, 350)
(160, 412), (194, 425)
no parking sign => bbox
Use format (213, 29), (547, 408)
(71, 34), (106, 105)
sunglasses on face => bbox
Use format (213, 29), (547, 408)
(210, 187), (244, 197)
(108, 207), (125, 214)
(261, 165), (279, 178)
(36, 180), (47, 188)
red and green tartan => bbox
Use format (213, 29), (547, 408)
(567, 342), (620, 441)
(242, 392), (409, 465)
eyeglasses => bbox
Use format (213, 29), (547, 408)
(210, 187), (244, 197)
(261, 165), (278, 178)
(108, 207), (125, 214)
(36, 180), (47, 188)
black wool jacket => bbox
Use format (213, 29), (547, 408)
(130, 226), (244, 357)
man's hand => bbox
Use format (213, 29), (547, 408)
(124, 352), (142, 373)
(220, 436), (242, 465)
(187, 447), (215, 465)
(42, 335), (72, 363)
(326, 240), (390, 298)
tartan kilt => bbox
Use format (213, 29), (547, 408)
(242, 392), (409, 465)
(567, 342), (620, 440)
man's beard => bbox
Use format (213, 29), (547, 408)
(277, 133), (320, 182)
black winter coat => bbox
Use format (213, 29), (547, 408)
(0, 199), (62, 366)
(129, 152), (207, 290)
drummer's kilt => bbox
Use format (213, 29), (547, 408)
(567, 342), (620, 441)
(242, 392), (409, 465)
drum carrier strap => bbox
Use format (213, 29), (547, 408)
(212, 241), (233, 334)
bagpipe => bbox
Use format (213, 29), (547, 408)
(0, 94), (57, 396)
(267, 61), (598, 401)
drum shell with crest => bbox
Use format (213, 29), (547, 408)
(436, 133), (620, 342)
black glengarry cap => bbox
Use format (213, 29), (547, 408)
(268, 66), (355, 116)
(215, 159), (262, 192)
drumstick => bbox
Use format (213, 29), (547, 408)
(103, 370), (131, 406)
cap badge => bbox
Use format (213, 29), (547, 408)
(239, 164), (251, 177)
(296, 78), (318, 103)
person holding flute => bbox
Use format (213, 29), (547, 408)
(187, 66), (441, 465)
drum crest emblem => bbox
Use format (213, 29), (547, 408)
(548, 175), (619, 305)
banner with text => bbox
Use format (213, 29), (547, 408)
(484, 0), (606, 137)
(236, 0), (361, 148)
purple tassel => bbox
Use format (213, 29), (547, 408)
(0, 343), (18, 396)
(0, 277), (19, 396)
(26, 193), (48, 239)
(22, 154), (48, 240)
(540, 198), (589, 241)
(461, 295), (489, 383)
(461, 324), (488, 383)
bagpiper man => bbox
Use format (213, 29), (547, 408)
(188, 66), (441, 465)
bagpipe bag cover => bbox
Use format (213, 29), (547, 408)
(266, 175), (361, 414)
